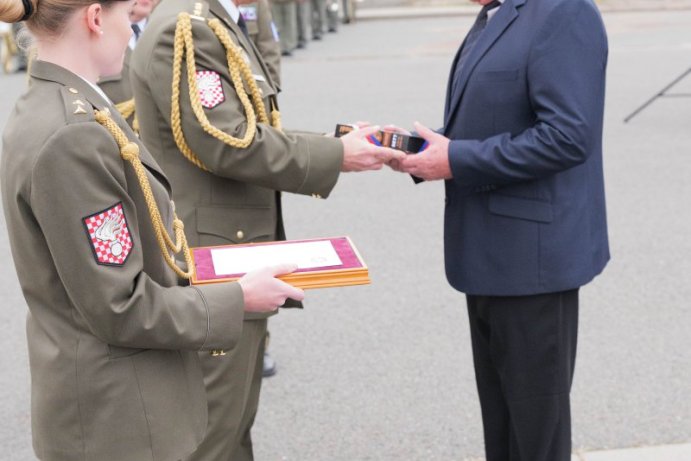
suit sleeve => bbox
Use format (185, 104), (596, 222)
(449, 3), (608, 187)
(30, 122), (244, 352)
(144, 18), (342, 198)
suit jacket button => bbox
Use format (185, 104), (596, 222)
(236, 230), (245, 240)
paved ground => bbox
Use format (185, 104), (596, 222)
(0, 7), (690, 461)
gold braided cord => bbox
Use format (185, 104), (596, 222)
(170, 13), (281, 171)
(114, 98), (140, 134)
(94, 110), (195, 280)
(115, 98), (136, 120)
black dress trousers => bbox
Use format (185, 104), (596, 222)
(466, 289), (579, 461)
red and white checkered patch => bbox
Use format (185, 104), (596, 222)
(83, 203), (133, 266)
(196, 70), (225, 109)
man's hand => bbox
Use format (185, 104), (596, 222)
(391, 122), (452, 181)
(340, 126), (405, 172)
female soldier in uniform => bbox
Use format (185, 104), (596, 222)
(0, 0), (303, 460)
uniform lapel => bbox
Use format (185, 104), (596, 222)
(109, 107), (173, 193)
(444, 0), (524, 129)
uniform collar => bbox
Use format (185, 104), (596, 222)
(30, 60), (112, 111)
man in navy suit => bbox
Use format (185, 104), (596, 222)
(392, 0), (609, 459)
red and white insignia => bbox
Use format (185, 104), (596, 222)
(196, 70), (225, 109)
(83, 203), (133, 266)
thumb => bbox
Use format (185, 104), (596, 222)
(355, 125), (381, 138)
(413, 122), (438, 142)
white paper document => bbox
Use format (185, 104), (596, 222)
(211, 240), (343, 276)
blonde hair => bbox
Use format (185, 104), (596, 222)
(0, 0), (122, 37)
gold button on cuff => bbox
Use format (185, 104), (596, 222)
(68, 88), (79, 94)
(211, 349), (226, 357)
(236, 230), (245, 240)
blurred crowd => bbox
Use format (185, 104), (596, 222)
(271, 0), (357, 56)
(0, 0), (358, 73)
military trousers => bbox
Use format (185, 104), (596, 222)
(271, 1), (298, 53)
(466, 289), (579, 461)
(185, 319), (268, 461)
(310, 0), (338, 37)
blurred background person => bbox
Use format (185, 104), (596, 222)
(270, 0), (297, 56)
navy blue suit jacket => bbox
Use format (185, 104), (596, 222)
(442, 0), (609, 296)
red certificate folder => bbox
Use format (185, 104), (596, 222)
(190, 236), (370, 289)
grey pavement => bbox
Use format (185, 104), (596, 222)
(354, 0), (691, 20)
(1, 7), (690, 461)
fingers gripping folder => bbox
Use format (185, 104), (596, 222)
(334, 124), (428, 153)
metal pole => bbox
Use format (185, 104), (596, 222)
(623, 67), (691, 123)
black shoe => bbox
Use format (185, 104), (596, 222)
(281, 50), (293, 57)
(328, 27), (337, 33)
(312, 34), (322, 41)
(262, 352), (277, 378)
(297, 41), (306, 49)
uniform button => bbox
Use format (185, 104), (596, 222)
(236, 230), (245, 240)
(259, 88), (264, 96)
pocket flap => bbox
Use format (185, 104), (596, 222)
(196, 206), (275, 244)
(488, 194), (553, 223)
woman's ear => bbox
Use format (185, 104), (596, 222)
(85, 3), (105, 36)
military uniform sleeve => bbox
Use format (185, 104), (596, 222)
(141, 18), (342, 198)
(30, 122), (244, 351)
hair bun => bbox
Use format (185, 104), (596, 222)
(0, 0), (35, 23)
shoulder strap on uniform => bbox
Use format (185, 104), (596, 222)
(93, 110), (194, 280)
(60, 87), (96, 125)
(170, 11), (282, 172)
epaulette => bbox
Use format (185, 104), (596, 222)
(59, 86), (95, 124)
(188, 0), (210, 21)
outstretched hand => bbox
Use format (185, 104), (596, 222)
(340, 126), (406, 172)
(388, 122), (452, 181)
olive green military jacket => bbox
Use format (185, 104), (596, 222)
(242, 0), (282, 87)
(130, 0), (343, 317)
(1, 60), (246, 461)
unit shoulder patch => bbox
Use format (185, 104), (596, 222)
(83, 202), (134, 266)
(196, 70), (225, 109)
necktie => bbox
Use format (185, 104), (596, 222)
(237, 15), (250, 39)
(451, 0), (502, 96)
(131, 23), (141, 41)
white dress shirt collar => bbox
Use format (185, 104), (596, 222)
(487, 0), (504, 21)
(78, 75), (113, 105)
(128, 18), (147, 50)
(217, 0), (241, 23)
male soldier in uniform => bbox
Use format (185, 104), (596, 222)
(130, 1), (400, 459)
(270, 0), (297, 56)
(238, 0), (282, 377)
